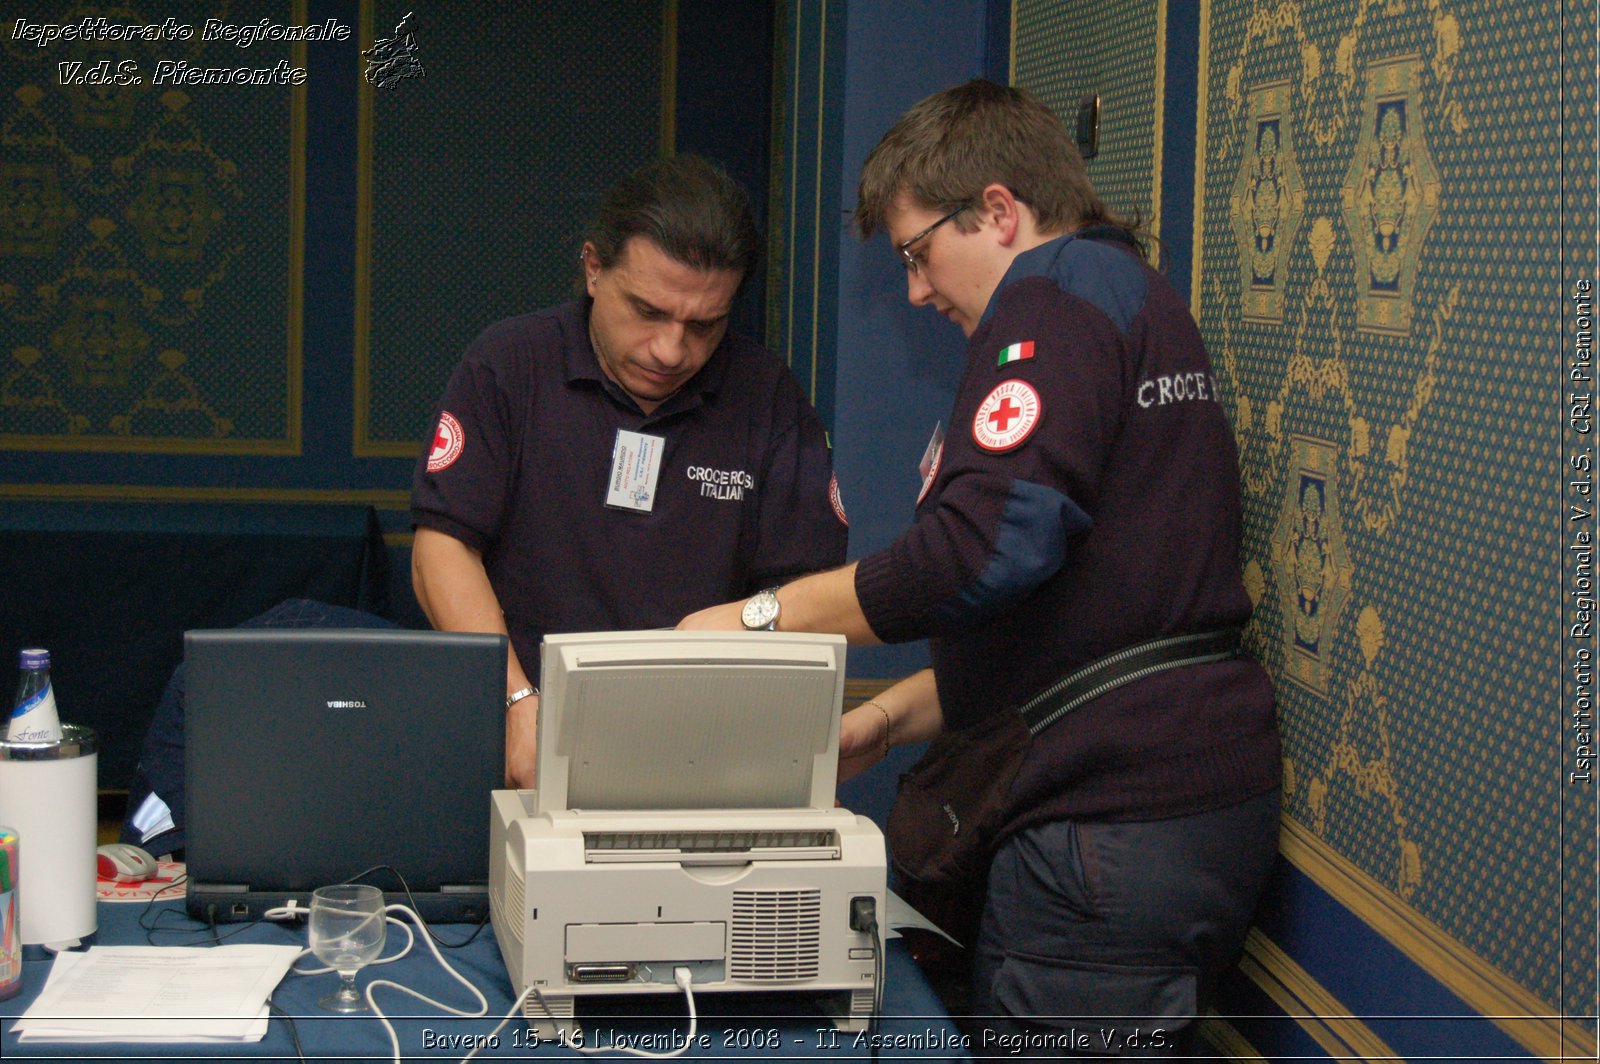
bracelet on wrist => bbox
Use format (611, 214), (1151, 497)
(864, 700), (892, 758)
(505, 686), (538, 710)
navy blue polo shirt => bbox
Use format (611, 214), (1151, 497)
(411, 300), (848, 676)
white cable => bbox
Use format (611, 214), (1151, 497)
(459, 986), (537, 1063)
(282, 909), (415, 976)
(547, 966), (698, 1060)
(362, 904), (491, 1064)
(289, 903), (699, 1064)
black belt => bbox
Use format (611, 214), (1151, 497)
(1018, 628), (1243, 735)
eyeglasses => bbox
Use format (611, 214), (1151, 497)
(895, 205), (969, 274)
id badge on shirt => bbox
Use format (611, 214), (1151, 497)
(917, 421), (945, 506)
(606, 429), (665, 513)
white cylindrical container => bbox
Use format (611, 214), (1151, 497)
(0, 724), (97, 948)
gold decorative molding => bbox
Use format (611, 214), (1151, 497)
(1197, 1014), (1267, 1063)
(843, 677), (895, 707)
(659, 0), (677, 158)
(0, 481), (409, 509)
(1239, 927), (1400, 1061)
(1151, 0), (1166, 243)
(1281, 816), (1588, 1061)
(1190, 0), (1214, 320)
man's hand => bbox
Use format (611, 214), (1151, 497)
(505, 693), (539, 789)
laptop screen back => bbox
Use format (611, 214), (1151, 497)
(183, 628), (505, 921)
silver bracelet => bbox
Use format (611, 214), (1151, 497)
(505, 686), (538, 709)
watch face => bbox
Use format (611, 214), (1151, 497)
(742, 593), (778, 629)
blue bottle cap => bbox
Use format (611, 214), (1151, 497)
(18, 648), (49, 670)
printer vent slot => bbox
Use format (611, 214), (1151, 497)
(585, 829), (837, 853)
(729, 889), (821, 982)
(504, 861), (527, 944)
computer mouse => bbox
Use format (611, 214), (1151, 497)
(96, 842), (159, 882)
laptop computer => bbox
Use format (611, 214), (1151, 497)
(183, 627), (506, 924)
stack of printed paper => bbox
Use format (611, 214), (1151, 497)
(13, 944), (301, 1042)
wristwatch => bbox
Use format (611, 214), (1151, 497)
(740, 588), (782, 631)
(505, 686), (538, 710)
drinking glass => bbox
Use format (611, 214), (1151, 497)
(308, 884), (386, 1013)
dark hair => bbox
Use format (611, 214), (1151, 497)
(585, 154), (762, 280)
(854, 79), (1144, 249)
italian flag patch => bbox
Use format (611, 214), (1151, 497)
(997, 340), (1034, 366)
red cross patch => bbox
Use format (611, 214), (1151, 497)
(972, 380), (1042, 452)
(426, 411), (465, 472)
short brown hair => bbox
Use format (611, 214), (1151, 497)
(586, 154), (762, 280)
(854, 79), (1138, 244)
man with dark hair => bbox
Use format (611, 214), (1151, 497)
(413, 154), (847, 788)
(682, 81), (1280, 1053)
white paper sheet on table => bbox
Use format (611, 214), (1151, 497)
(12, 943), (301, 1043)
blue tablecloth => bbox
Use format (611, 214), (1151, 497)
(2, 899), (971, 1060)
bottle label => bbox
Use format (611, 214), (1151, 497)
(8, 681), (62, 743)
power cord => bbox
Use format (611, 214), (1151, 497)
(521, 967), (699, 1059)
(362, 904), (491, 1064)
(344, 865), (492, 948)
(460, 985), (537, 1063)
(279, 903), (416, 976)
(284, 901), (489, 1064)
(850, 895), (886, 1060)
(132, 873), (474, 1064)
(146, 874), (762, 1063)
(266, 998), (307, 1064)
(136, 875), (276, 949)
(188, 898), (285, 948)
(464, 971), (702, 1061)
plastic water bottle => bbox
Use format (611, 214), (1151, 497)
(8, 648), (63, 743)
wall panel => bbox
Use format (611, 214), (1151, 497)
(355, 1), (666, 457)
(1192, 0), (1596, 1056)
(1, 2), (307, 455)
(1012, 0), (1165, 247)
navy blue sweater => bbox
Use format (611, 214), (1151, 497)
(855, 229), (1280, 822)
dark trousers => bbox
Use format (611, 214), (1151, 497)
(969, 788), (1282, 1058)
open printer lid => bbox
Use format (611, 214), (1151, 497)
(534, 630), (847, 816)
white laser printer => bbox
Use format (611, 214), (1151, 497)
(488, 630), (887, 1040)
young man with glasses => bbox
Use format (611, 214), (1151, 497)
(681, 80), (1281, 1054)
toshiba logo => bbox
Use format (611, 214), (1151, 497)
(325, 700), (367, 709)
